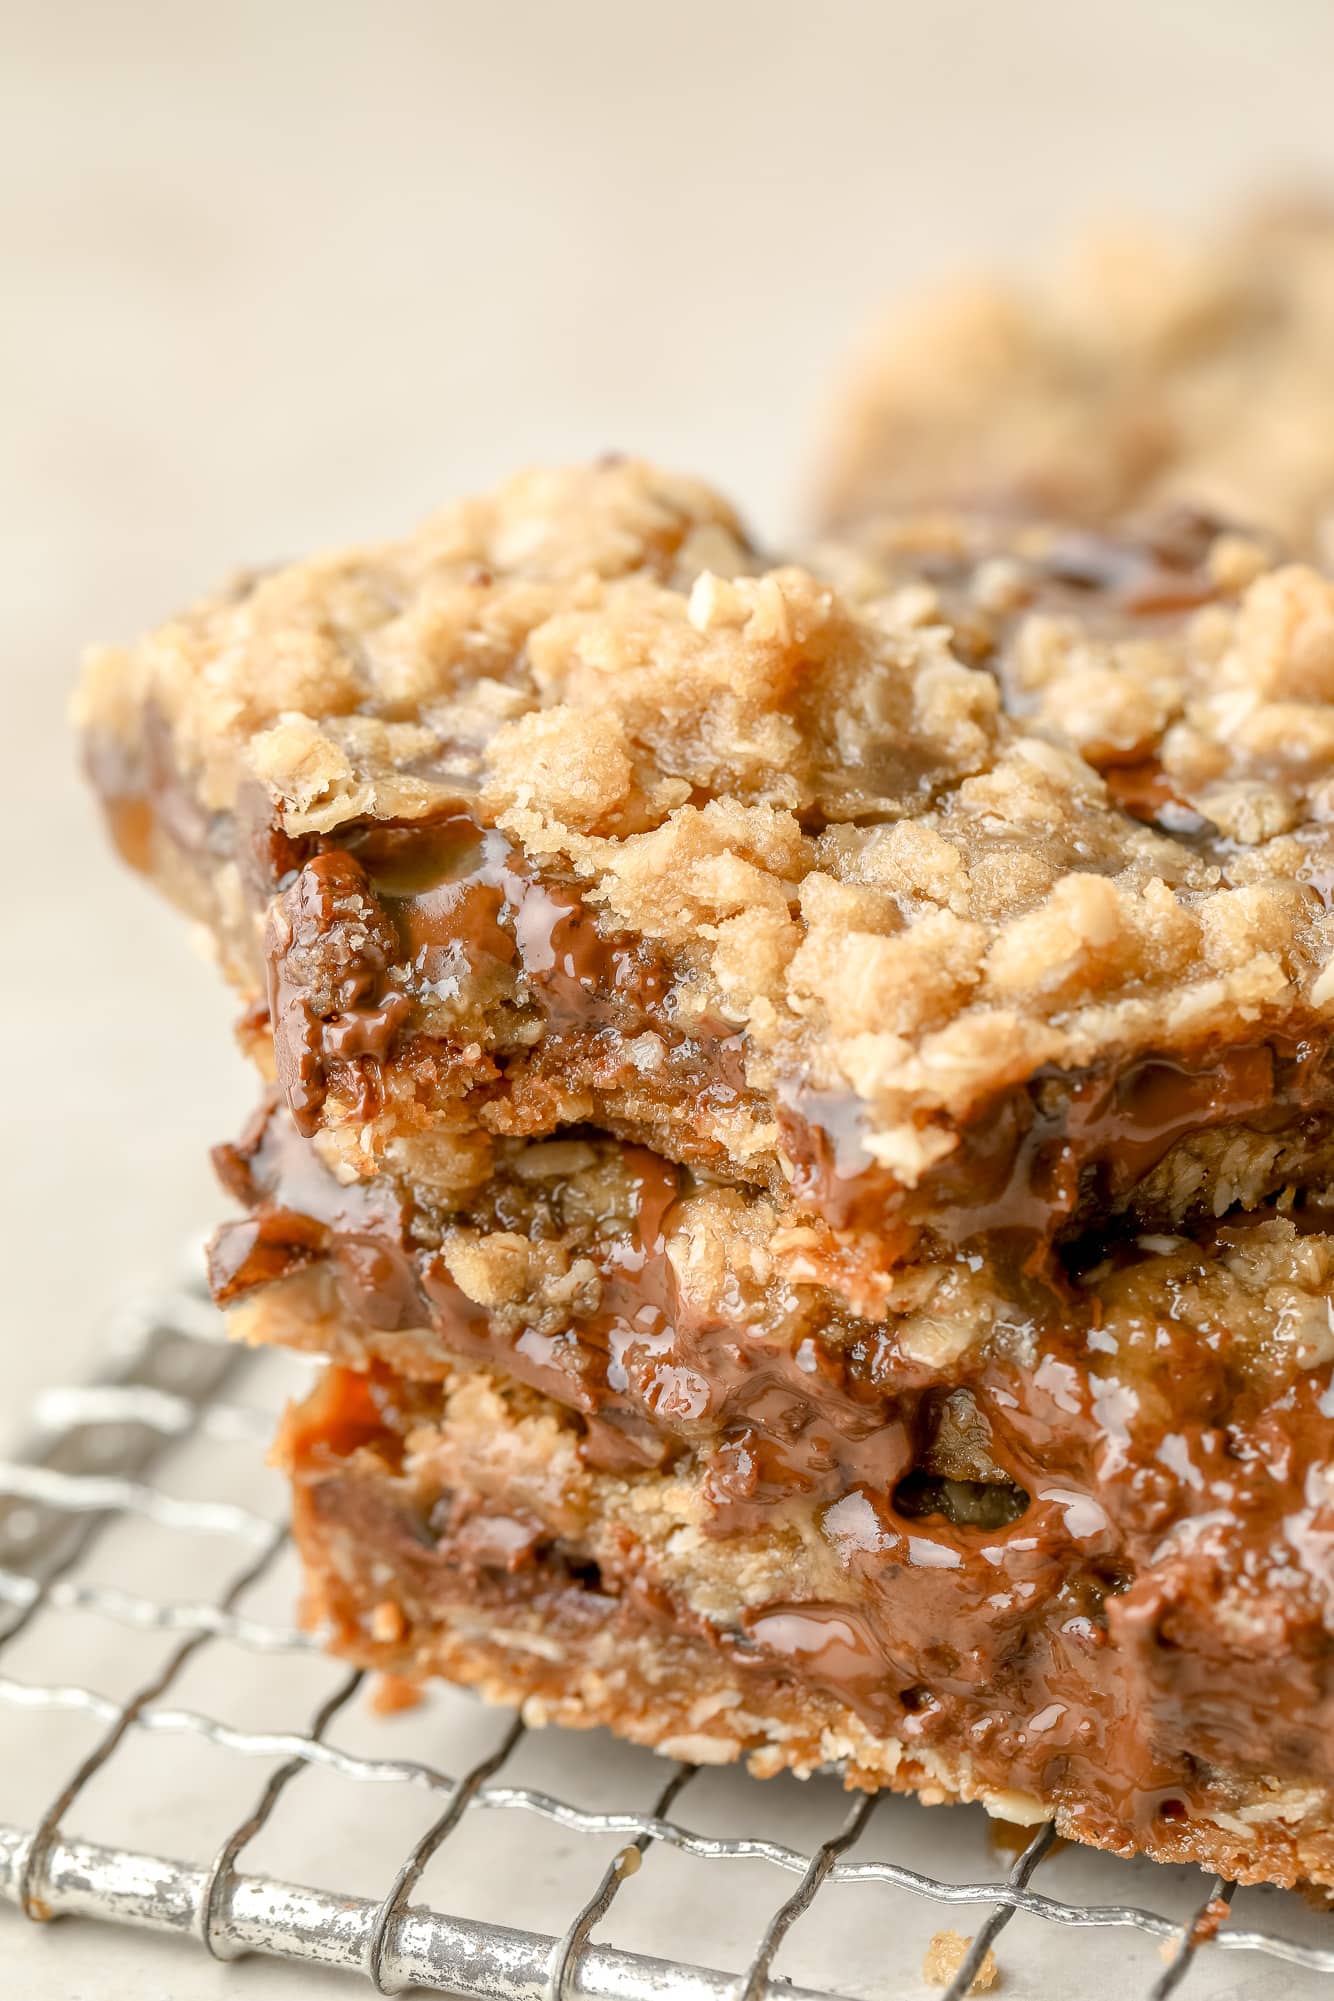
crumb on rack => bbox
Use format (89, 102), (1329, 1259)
(1190, 1893), (1233, 1945)
(370, 1671), (423, 1716)
(923, 1928), (999, 1991)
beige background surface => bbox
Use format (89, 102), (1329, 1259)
(6, 2), (1334, 1992)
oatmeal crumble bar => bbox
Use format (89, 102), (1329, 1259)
(816, 200), (1334, 558)
(209, 1089), (1334, 1885)
(267, 1186), (1334, 1886)
(77, 452), (1334, 1888)
(75, 461), (1334, 1264)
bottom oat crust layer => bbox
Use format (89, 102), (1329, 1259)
(275, 1333), (1334, 1893)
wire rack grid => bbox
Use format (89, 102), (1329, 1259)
(0, 1266), (1333, 2000)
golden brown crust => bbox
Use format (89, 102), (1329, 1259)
(76, 460), (1334, 1221)
(815, 512), (1334, 858)
(816, 199), (1334, 557)
(813, 205), (1334, 857)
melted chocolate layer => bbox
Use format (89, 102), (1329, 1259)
(89, 712), (1334, 1262)
(781, 1033), (1334, 1250)
(260, 809), (760, 1184)
(219, 1103), (1334, 1848)
(287, 1350), (1334, 1875)
(265, 809), (1334, 1258)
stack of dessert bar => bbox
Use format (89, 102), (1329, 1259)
(77, 205), (1334, 1891)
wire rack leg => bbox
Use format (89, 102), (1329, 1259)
(0, 1824), (845, 2001)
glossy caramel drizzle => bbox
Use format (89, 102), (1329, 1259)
(216, 1102), (1334, 1841)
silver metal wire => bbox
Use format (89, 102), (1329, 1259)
(1147, 1880), (1236, 2000)
(545, 1763), (696, 2001)
(196, 1664), (366, 1962)
(364, 1712), (527, 1996)
(735, 1792), (879, 2001)
(0, 1273), (1332, 1997)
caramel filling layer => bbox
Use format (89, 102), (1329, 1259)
(217, 1104), (1334, 1842)
(259, 811), (1334, 1257)
(85, 726), (1334, 1262)
(287, 1355), (1334, 1860)
(781, 1033), (1334, 1246)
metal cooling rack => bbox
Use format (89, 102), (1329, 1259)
(1, 1267), (1333, 1999)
